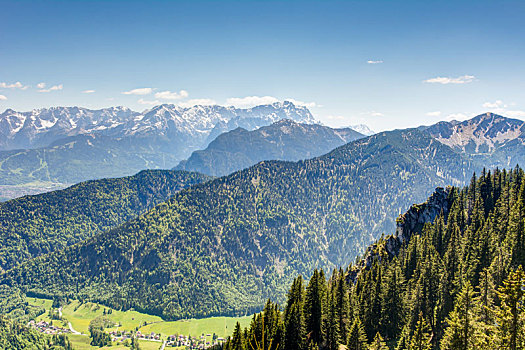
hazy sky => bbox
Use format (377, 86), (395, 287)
(1, 0), (525, 131)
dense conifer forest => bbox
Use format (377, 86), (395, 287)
(224, 167), (525, 350)
(0, 169), (210, 272)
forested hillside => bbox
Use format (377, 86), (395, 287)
(175, 119), (364, 176)
(224, 167), (525, 350)
(0, 134), (182, 187)
(0, 169), (210, 272)
(1, 128), (473, 320)
(0, 315), (72, 349)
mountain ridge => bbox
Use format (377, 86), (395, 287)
(175, 119), (365, 176)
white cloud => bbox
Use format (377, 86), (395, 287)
(361, 110), (384, 117)
(0, 94), (7, 101)
(155, 90), (189, 100)
(0, 81), (29, 90)
(424, 75), (476, 84)
(367, 60), (383, 64)
(37, 82), (46, 89)
(480, 100), (525, 119)
(82, 90), (95, 94)
(482, 100), (506, 109)
(226, 96), (319, 109)
(503, 110), (525, 118)
(177, 99), (217, 108)
(226, 96), (279, 108)
(137, 98), (161, 105)
(122, 87), (154, 95)
(284, 98), (320, 108)
(39, 84), (63, 93)
(426, 111), (442, 117)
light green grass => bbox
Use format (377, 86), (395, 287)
(68, 334), (160, 350)
(61, 300), (163, 334)
(138, 315), (252, 339)
(27, 296), (53, 309)
(28, 296), (252, 342)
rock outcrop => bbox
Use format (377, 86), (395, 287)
(348, 187), (452, 282)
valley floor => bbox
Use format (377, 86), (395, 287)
(27, 296), (252, 349)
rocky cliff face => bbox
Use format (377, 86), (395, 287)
(395, 186), (452, 243)
(348, 187), (452, 282)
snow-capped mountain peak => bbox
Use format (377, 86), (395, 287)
(0, 102), (318, 151)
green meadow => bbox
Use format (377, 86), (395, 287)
(138, 315), (253, 339)
(29, 296), (252, 346)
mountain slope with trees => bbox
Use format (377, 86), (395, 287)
(175, 119), (364, 176)
(224, 167), (525, 350)
(1, 128), (474, 320)
(0, 169), (211, 272)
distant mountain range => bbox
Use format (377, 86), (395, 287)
(175, 119), (364, 176)
(0, 102), (316, 151)
(0, 102), (320, 199)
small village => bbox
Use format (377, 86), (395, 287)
(29, 320), (71, 335)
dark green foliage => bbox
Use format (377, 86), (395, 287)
(368, 333), (388, 350)
(440, 282), (477, 350)
(284, 277), (306, 350)
(229, 167), (525, 350)
(304, 269), (327, 346)
(407, 314), (432, 350)
(0, 169), (210, 272)
(225, 301), (283, 350)
(493, 266), (525, 350)
(0, 315), (72, 349)
(89, 315), (113, 347)
(2, 128), (473, 320)
(347, 318), (367, 350)
(90, 328), (111, 347)
(0, 285), (46, 322)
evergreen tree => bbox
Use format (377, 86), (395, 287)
(380, 263), (404, 339)
(347, 317), (368, 350)
(494, 266), (525, 350)
(325, 289), (340, 350)
(334, 269), (350, 343)
(440, 282), (477, 350)
(305, 269), (326, 346)
(368, 332), (388, 350)
(408, 313), (432, 350)
(230, 322), (245, 350)
(284, 276), (306, 350)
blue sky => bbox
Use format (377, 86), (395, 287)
(1, 0), (525, 131)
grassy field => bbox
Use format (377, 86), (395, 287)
(60, 300), (163, 334)
(138, 315), (252, 338)
(29, 296), (252, 343)
(68, 334), (161, 350)
(27, 296), (54, 310)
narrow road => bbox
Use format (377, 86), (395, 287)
(68, 322), (82, 335)
(58, 307), (62, 318)
(160, 340), (166, 350)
